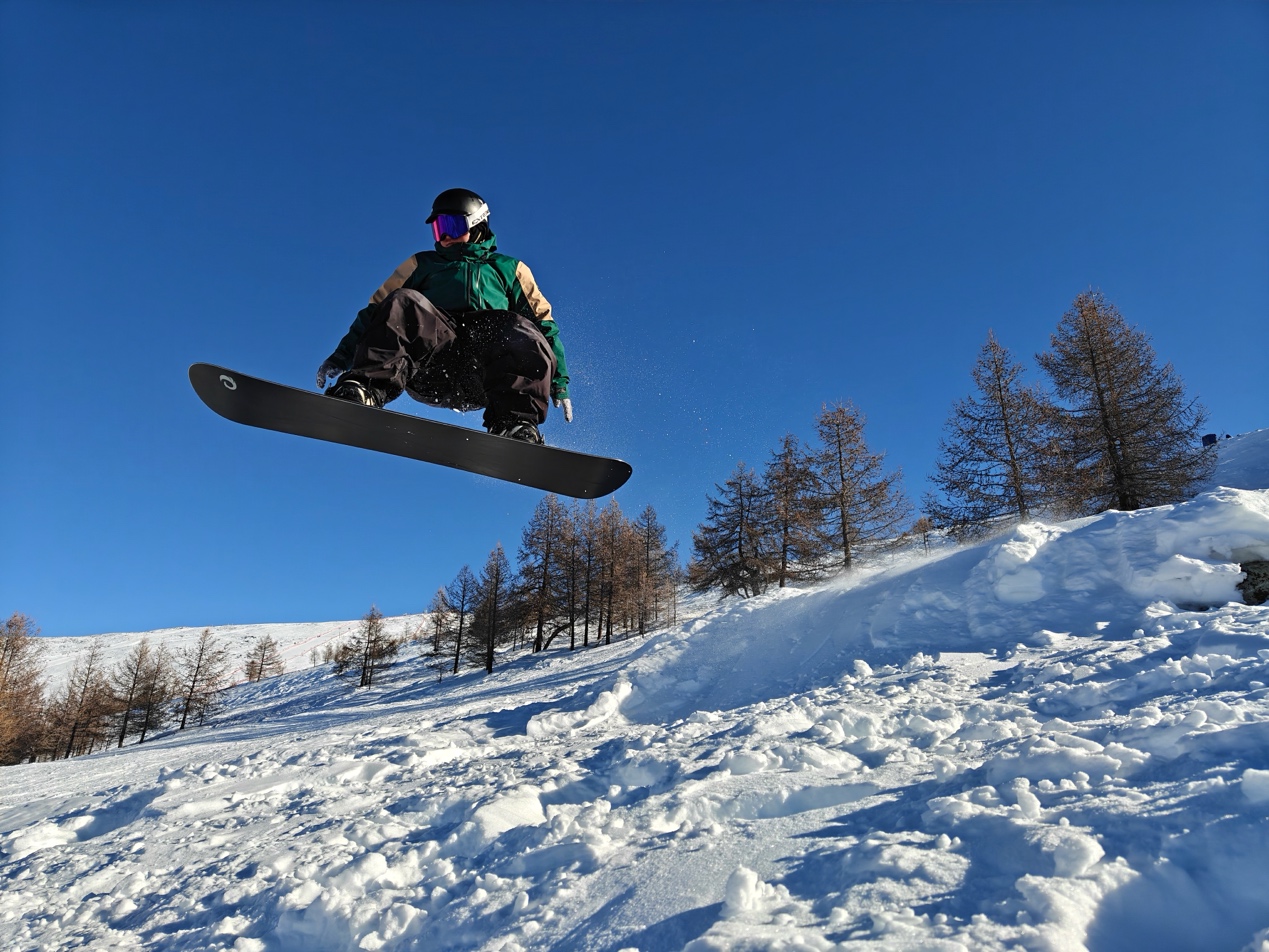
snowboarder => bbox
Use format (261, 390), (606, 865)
(316, 188), (572, 445)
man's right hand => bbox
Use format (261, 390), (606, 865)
(316, 358), (343, 390)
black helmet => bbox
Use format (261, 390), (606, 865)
(426, 188), (490, 228)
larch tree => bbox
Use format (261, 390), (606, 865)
(597, 499), (629, 644)
(689, 462), (773, 597)
(810, 401), (912, 570)
(761, 433), (826, 587)
(47, 639), (113, 759)
(1036, 290), (1214, 514)
(444, 565), (480, 675)
(421, 587), (452, 679)
(574, 501), (603, 648)
(519, 494), (570, 653)
(111, 636), (157, 748)
(631, 504), (678, 635)
(132, 644), (174, 744)
(244, 634), (285, 682)
(176, 628), (231, 729)
(336, 606), (402, 689)
(475, 544), (513, 674)
(0, 613), (46, 765)
(925, 330), (1053, 538)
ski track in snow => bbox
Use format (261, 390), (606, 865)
(3, 437), (1269, 951)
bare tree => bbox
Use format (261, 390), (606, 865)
(520, 494), (570, 653)
(445, 565), (480, 675)
(176, 629), (231, 729)
(244, 635), (286, 683)
(558, 507), (584, 650)
(910, 515), (937, 554)
(1037, 290), (1214, 514)
(574, 501), (602, 648)
(133, 645), (174, 744)
(0, 613), (46, 765)
(46, 639), (114, 759)
(335, 606), (403, 689)
(420, 588), (452, 680)
(810, 401), (912, 571)
(761, 433), (826, 587)
(111, 637), (157, 748)
(631, 504), (678, 632)
(475, 545), (513, 674)
(597, 499), (630, 643)
(925, 331), (1053, 538)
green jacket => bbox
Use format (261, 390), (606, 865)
(331, 233), (569, 398)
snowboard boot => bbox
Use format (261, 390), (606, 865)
(326, 374), (386, 409)
(487, 420), (544, 445)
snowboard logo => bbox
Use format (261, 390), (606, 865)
(220, 375), (238, 391)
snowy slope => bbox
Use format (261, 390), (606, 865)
(2, 432), (1268, 952)
(1202, 428), (1269, 493)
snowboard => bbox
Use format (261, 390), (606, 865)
(189, 363), (632, 499)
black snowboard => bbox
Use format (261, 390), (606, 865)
(189, 363), (632, 499)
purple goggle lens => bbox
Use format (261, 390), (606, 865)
(432, 213), (469, 241)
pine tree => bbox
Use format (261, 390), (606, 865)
(925, 331), (1052, 538)
(244, 635), (285, 682)
(761, 433), (826, 587)
(176, 629), (231, 729)
(689, 462), (773, 597)
(0, 613), (46, 765)
(1036, 290), (1214, 513)
(810, 401), (912, 570)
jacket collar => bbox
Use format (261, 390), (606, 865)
(433, 232), (498, 260)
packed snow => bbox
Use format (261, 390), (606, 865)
(2, 432), (1268, 951)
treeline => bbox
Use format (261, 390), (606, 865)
(926, 290), (1213, 533)
(0, 613), (286, 766)
(690, 290), (1215, 595)
(689, 401), (912, 597)
(3, 495), (681, 765)
(413, 496), (680, 678)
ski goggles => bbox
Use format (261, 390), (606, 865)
(431, 213), (472, 241)
(429, 201), (490, 241)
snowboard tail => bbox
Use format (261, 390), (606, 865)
(189, 364), (631, 499)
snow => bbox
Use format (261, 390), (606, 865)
(2, 429), (1268, 951)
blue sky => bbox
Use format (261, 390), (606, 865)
(3, 1), (1266, 638)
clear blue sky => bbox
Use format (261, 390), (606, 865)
(3, 1), (1266, 638)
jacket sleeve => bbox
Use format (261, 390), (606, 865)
(328, 255), (419, 368)
(512, 261), (570, 399)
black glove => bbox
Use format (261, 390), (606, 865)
(316, 357), (343, 390)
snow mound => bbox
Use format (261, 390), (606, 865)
(619, 488), (1269, 723)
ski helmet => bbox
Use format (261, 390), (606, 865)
(426, 188), (490, 228)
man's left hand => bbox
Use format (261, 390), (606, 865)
(553, 396), (573, 423)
